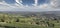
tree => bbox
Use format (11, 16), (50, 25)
(1, 19), (4, 22)
(16, 19), (19, 22)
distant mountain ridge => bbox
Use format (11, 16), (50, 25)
(40, 11), (60, 16)
(0, 11), (60, 16)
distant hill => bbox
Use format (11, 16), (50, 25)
(40, 11), (60, 16)
(0, 11), (60, 16)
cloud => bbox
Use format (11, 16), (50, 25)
(33, 0), (38, 6)
(0, 0), (60, 11)
(50, 0), (60, 9)
(0, 1), (16, 8)
(15, 0), (23, 6)
(0, 0), (52, 11)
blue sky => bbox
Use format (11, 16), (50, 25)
(0, 0), (60, 11)
(5, 0), (47, 6)
(22, 0), (34, 6)
(5, 0), (16, 4)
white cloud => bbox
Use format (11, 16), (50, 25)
(50, 0), (60, 9)
(39, 4), (49, 9)
(15, 0), (23, 6)
(33, 0), (38, 6)
(0, 0), (60, 11)
(0, 1), (16, 8)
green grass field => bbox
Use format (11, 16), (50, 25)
(0, 14), (60, 28)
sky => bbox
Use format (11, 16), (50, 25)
(0, 0), (60, 11)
